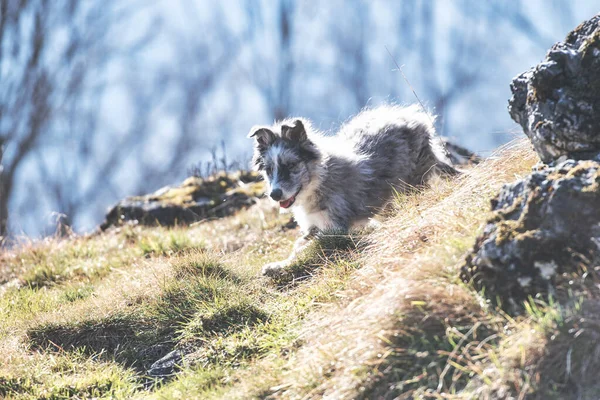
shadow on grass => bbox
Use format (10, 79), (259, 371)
(27, 303), (270, 376)
(0, 375), (122, 400)
(269, 231), (368, 288)
(27, 315), (175, 373)
(356, 289), (498, 400)
(531, 299), (600, 399)
(196, 303), (268, 335)
(0, 377), (29, 399)
(26, 253), (256, 376)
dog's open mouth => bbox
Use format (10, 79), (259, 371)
(279, 196), (295, 209)
(279, 188), (301, 209)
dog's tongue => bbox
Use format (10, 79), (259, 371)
(279, 195), (295, 209)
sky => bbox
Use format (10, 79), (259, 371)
(6, 0), (600, 238)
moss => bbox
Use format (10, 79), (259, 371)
(464, 160), (600, 316)
(570, 162), (600, 193)
(528, 86), (543, 104)
(147, 185), (199, 206)
(580, 28), (600, 59)
(581, 177), (600, 193)
(493, 213), (540, 247)
(494, 219), (522, 245)
(146, 171), (263, 207)
(490, 192), (540, 246)
(565, 18), (589, 43)
(126, 171), (262, 209)
(102, 170), (266, 229)
(491, 194), (524, 221)
(564, 160), (598, 178)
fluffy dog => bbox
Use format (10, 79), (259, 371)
(249, 104), (458, 276)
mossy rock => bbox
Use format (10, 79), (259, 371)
(508, 13), (600, 163)
(101, 171), (265, 230)
(461, 160), (600, 312)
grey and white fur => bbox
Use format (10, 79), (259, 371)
(248, 104), (458, 276)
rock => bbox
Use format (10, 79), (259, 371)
(147, 349), (184, 377)
(101, 171), (265, 230)
(469, 14), (600, 312)
(508, 14), (600, 163)
(461, 160), (600, 311)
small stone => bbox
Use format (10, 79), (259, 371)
(147, 350), (184, 377)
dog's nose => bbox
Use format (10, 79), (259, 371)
(270, 188), (283, 201)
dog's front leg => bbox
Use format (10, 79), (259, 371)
(262, 227), (319, 277)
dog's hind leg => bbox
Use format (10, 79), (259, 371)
(415, 142), (462, 184)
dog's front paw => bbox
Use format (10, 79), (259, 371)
(262, 260), (289, 277)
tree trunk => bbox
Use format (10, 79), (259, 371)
(0, 142), (6, 242)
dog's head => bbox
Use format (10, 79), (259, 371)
(248, 118), (321, 209)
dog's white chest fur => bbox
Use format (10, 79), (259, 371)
(291, 206), (332, 232)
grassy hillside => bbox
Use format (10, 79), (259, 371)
(2, 139), (594, 399)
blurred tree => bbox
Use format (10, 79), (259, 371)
(0, 138), (4, 243)
(245, 0), (297, 121)
(1, 0), (57, 239)
(3, 1), (242, 239)
(0, 0), (586, 239)
(0, 1), (155, 239)
(128, 3), (240, 195)
(330, 0), (370, 109)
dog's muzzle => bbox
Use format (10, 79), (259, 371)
(270, 188), (283, 201)
(278, 187), (301, 209)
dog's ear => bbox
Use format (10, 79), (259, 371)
(248, 126), (276, 147)
(281, 119), (307, 143)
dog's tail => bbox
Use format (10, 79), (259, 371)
(389, 104), (463, 181)
(428, 129), (462, 177)
(433, 159), (462, 176)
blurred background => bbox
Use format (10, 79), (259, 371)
(0, 0), (597, 240)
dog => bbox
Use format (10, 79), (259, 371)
(248, 104), (459, 276)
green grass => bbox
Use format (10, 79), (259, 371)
(0, 353), (140, 399)
(138, 230), (204, 257)
(2, 143), (597, 399)
(1, 229), (197, 291)
(266, 230), (364, 287)
(0, 203), (360, 399)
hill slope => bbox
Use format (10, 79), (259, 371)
(2, 139), (592, 399)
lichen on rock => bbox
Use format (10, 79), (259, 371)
(508, 14), (600, 164)
(464, 13), (600, 312)
(461, 160), (600, 311)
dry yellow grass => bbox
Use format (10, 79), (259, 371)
(3, 139), (595, 399)
(228, 139), (542, 399)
